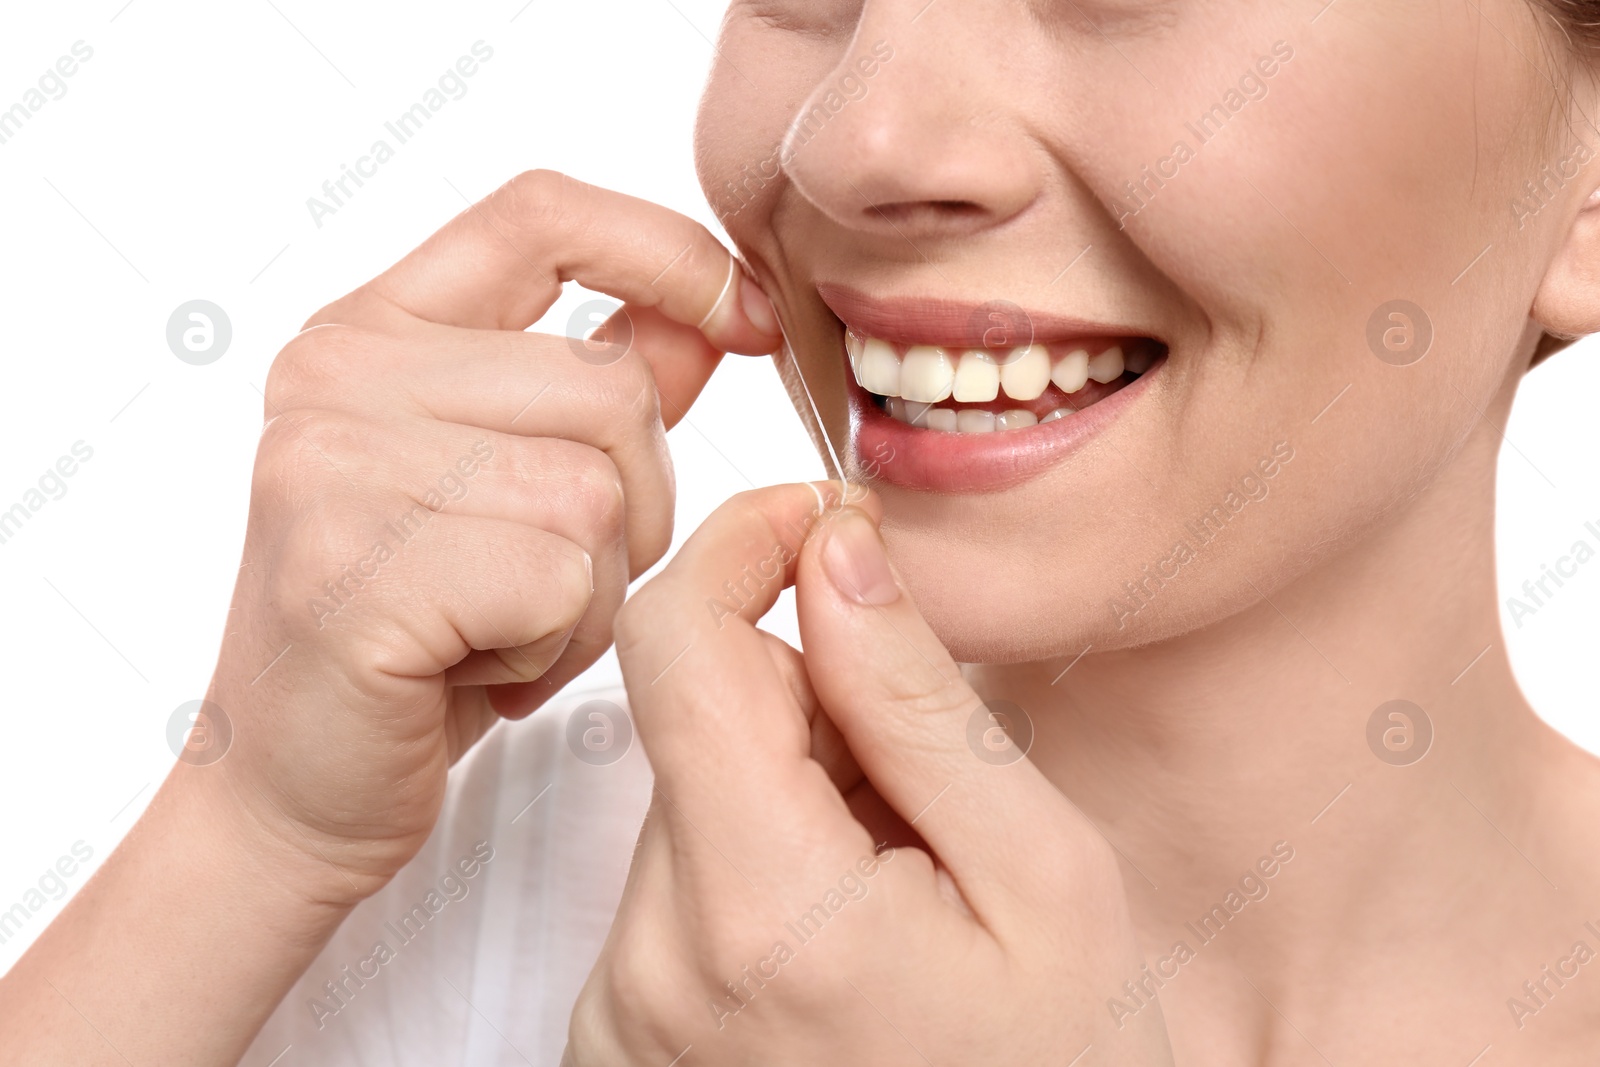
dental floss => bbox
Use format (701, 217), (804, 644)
(775, 314), (846, 487)
(729, 250), (847, 487)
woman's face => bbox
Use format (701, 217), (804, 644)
(695, 0), (1588, 663)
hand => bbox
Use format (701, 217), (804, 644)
(196, 171), (781, 906)
(567, 483), (1175, 1065)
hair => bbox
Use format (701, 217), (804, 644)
(1541, 1), (1600, 50)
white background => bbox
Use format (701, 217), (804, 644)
(0, 0), (1595, 972)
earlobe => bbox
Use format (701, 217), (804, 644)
(1530, 183), (1600, 342)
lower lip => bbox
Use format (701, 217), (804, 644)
(847, 358), (1164, 494)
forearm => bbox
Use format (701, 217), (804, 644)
(0, 765), (360, 1066)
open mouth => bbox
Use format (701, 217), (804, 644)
(846, 329), (1166, 432)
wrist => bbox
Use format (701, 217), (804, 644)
(168, 757), (386, 920)
(0, 760), (370, 1064)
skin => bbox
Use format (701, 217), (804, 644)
(665, 0), (1600, 1062)
(4, 0), (1600, 1064)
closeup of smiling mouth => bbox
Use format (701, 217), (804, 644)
(818, 286), (1169, 493)
(846, 329), (1163, 431)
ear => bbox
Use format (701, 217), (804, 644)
(1531, 185), (1600, 342)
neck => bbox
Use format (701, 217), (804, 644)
(968, 407), (1587, 1014)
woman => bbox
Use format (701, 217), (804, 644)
(4, 0), (1599, 1062)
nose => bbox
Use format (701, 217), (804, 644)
(780, 0), (1041, 243)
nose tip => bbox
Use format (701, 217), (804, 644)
(780, 38), (1040, 243)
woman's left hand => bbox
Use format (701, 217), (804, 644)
(567, 482), (1176, 1066)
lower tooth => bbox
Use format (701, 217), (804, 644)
(926, 408), (958, 432)
(1040, 409), (1070, 423)
(956, 409), (995, 433)
(997, 410), (1038, 430)
(904, 400), (933, 426)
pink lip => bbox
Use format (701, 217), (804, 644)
(818, 284), (1149, 349)
(820, 284), (1166, 494)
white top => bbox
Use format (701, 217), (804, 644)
(243, 687), (650, 1067)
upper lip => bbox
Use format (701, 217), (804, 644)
(817, 283), (1154, 349)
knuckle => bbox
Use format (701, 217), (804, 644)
(718, 490), (781, 541)
(562, 448), (628, 538)
(250, 412), (372, 530)
(588, 351), (660, 423)
(884, 673), (976, 718)
(494, 168), (578, 234)
(264, 324), (374, 411)
(257, 409), (365, 474)
(266, 499), (380, 637)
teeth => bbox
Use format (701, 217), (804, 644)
(846, 330), (867, 370)
(882, 401), (1075, 432)
(900, 345), (955, 403)
(850, 335), (1145, 400)
(999, 344), (1051, 401)
(956, 409), (995, 433)
(848, 331), (1155, 432)
(1087, 344), (1125, 384)
(951, 350), (1000, 402)
(858, 337), (902, 396)
(1050, 348), (1090, 393)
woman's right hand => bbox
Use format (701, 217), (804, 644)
(196, 170), (781, 907)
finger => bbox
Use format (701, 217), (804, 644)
(314, 513), (593, 688)
(795, 501), (1105, 925)
(756, 629), (863, 793)
(598, 303), (725, 427)
(309, 170), (780, 354)
(265, 325), (681, 578)
(311, 422), (632, 705)
(445, 626), (577, 690)
(614, 482), (881, 885)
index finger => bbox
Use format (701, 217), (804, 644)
(315, 170), (780, 354)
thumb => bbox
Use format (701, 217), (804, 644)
(796, 500), (1104, 925)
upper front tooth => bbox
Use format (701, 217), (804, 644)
(900, 345), (954, 403)
(1087, 344), (1125, 383)
(1000, 343), (1051, 400)
(951, 350), (1000, 402)
(858, 337), (902, 396)
(1051, 348), (1090, 393)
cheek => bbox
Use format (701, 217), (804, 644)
(694, 24), (833, 246)
(880, 8), (1549, 660)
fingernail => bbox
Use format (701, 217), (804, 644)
(822, 508), (899, 605)
(740, 274), (779, 336)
